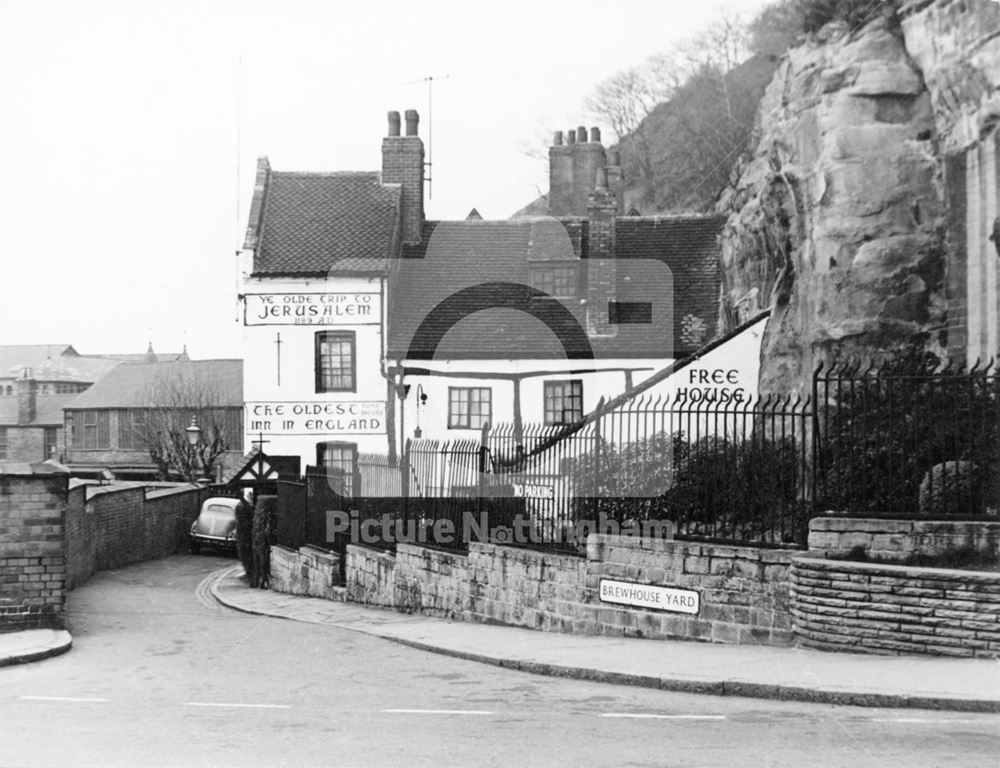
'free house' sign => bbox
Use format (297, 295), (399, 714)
(599, 579), (700, 615)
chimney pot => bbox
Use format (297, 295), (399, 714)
(608, 148), (620, 166)
(566, 129), (576, 145)
(387, 111), (401, 137)
(590, 126), (601, 143)
(576, 126), (587, 143)
(404, 109), (419, 136)
(553, 131), (564, 146)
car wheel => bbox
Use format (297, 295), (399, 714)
(189, 541), (201, 555)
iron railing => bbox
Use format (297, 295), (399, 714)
(813, 356), (1000, 516)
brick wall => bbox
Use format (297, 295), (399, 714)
(791, 557), (1000, 658)
(0, 469), (68, 631)
(270, 544), (341, 600)
(341, 535), (797, 645)
(808, 517), (1000, 560)
(66, 484), (210, 589)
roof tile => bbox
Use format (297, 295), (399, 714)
(252, 171), (400, 275)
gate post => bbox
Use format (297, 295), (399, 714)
(401, 437), (411, 528)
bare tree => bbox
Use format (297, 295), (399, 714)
(133, 373), (234, 482)
(585, 53), (683, 204)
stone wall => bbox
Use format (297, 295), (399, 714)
(0, 466), (68, 631)
(66, 484), (210, 589)
(791, 556), (1000, 657)
(808, 516), (1000, 560)
(270, 544), (342, 600)
(341, 536), (797, 645)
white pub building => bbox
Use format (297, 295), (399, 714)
(239, 111), (764, 485)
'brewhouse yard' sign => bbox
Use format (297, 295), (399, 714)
(599, 579), (700, 615)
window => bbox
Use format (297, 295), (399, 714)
(118, 410), (146, 450)
(316, 442), (358, 496)
(544, 380), (583, 425)
(315, 332), (356, 392)
(0, 427), (7, 459)
(77, 411), (111, 449)
(448, 387), (492, 430)
(531, 265), (578, 298)
(43, 428), (57, 460)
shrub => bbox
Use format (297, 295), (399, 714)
(251, 495), (277, 589)
(796, 0), (894, 34)
(235, 499), (255, 584)
(919, 461), (980, 517)
(818, 348), (1000, 515)
(571, 430), (806, 544)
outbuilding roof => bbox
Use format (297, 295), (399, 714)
(66, 360), (243, 410)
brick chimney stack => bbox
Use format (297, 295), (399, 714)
(382, 109), (425, 245)
(16, 369), (36, 426)
(548, 124), (607, 217)
(586, 167), (618, 338)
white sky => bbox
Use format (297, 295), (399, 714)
(0, 0), (773, 360)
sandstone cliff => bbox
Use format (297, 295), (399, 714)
(718, 0), (1000, 398)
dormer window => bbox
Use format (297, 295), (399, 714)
(531, 265), (578, 299)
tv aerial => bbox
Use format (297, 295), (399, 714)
(403, 74), (450, 199)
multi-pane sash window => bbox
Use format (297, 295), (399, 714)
(315, 332), (356, 392)
(543, 380), (583, 425)
(43, 428), (57, 460)
(316, 442), (357, 496)
(448, 387), (492, 430)
(0, 427), (7, 460)
(531, 265), (578, 298)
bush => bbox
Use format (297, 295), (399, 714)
(235, 499), (255, 583)
(571, 430), (806, 544)
(251, 495), (277, 589)
(796, 0), (894, 34)
(919, 462), (980, 516)
(818, 347), (1000, 515)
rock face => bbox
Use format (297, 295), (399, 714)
(719, 0), (1000, 398)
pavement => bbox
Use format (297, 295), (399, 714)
(208, 565), (1000, 713)
(0, 628), (72, 667)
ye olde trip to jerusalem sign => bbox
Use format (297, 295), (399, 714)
(599, 579), (700, 615)
(244, 293), (380, 326)
(246, 401), (386, 435)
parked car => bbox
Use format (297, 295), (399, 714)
(190, 497), (240, 554)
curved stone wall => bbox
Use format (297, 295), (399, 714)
(791, 557), (1000, 657)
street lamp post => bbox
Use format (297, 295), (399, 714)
(185, 415), (203, 483)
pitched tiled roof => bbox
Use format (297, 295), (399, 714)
(387, 215), (723, 360)
(66, 360), (243, 409)
(0, 345), (120, 383)
(247, 169), (400, 276)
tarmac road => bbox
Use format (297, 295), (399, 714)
(0, 554), (997, 768)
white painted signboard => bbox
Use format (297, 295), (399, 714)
(244, 292), (380, 326)
(246, 401), (386, 435)
(599, 579), (700, 615)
